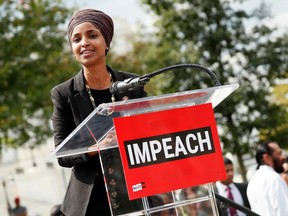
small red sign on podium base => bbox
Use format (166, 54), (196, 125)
(114, 103), (225, 200)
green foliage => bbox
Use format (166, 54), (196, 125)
(0, 0), (78, 150)
(107, 29), (192, 95)
(273, 84), (288, 105)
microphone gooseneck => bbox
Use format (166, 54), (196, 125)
(110, 63), (221, 95)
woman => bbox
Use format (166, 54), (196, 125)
(51, 9), (147, 215)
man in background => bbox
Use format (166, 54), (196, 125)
(215, 156), (250, 216)
(50, 204), (63, 216)
(247, 141), (288, 216)
(10, 197), (27, 216)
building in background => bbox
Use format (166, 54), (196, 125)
(0, 138), (69, 216)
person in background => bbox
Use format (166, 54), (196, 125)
(160, 192), (177, 216)
(50, 8), (147, 216)
(179, 186), (215, 216)
(215, 157), (250, 216)
(280, 156), (288, 185)
(10, 197), (27, 216)
(247, 141), (288, 216)
(50, 204), (63, 216)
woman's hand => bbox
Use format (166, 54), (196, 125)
(86, 129), (118, 157)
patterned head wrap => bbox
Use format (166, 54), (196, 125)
(67, 9), (114, 48)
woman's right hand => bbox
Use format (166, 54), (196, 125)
(86, 130), (117, 157)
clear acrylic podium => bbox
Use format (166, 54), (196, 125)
(50, 83), (239, 216)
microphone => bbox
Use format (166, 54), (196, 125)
(110, 64), (221, 95)
(110, 76), (150, 95)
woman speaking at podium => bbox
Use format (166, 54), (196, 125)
(51, 9), (147, 216)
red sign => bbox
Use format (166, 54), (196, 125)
(113, 103), (225, 200)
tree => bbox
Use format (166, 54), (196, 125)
(125, 0), (288, 180)
(0, 0), (78, 151)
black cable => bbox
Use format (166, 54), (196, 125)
(215, 193), (260, 216)
(143, 63), (221, 86)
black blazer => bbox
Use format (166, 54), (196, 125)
(51, 66), (147, 216)
(234, 182), (250, 209)
(215, 182), (251, 216)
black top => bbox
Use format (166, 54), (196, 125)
(90, 88), (112, 107)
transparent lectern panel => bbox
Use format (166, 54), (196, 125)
(174, 184), (217, 216)
(49, 84), (238, 216)
(52, 111), (121, 158)
(100, 147), (144, 215)
(108, 184), (218, 216)
(50, 83), (239, 158)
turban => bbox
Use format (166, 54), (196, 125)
(67, 9), (114, 48)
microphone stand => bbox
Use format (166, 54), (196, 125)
(110, 63), (221, 95)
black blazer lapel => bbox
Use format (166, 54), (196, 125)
(73, 70), (93, 123)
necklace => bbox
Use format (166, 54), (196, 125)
(85, 72), (115, 110)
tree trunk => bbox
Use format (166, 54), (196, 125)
(236, 154), (247, 183)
